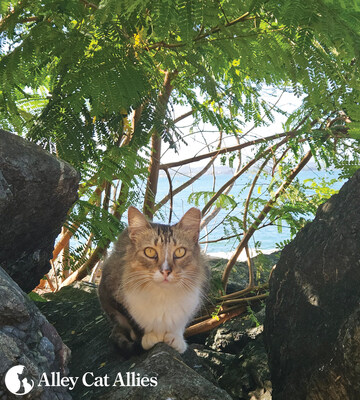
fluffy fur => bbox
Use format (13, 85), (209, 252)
(98, 207), (209, 354)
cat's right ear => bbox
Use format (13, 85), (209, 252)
(128, 206), (151, 241)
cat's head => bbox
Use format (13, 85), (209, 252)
(124, 207), (206, 291)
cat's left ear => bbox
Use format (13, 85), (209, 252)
(177, 208), (201, 242)
(128, 206), (151, 241)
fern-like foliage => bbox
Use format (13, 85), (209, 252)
(1, 0), (360, 276)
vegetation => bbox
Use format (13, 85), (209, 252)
(1, 0), (360, 332)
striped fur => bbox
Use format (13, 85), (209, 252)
(98, 207), (209, 355)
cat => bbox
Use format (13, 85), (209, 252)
(98, 206), (209, 355)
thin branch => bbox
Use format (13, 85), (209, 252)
(242, 155), (272, 288)
(221, 292), (268, 306)
(143, 70), (177, 220)
(147, 12), (252, 50)
(163, 168), (174, 223)
(154, 154), (218, 212)
(200, 136), (242, 231)
(184, 305), (247, 337)
(220, 282), (269, 300)
(201, 134), (293, 216)
(173, 110), (193, 124)
(199, 232), (242, 244)
(79, 0), (98, 9)
(160, 130), (301, 170)
(221, 147), (315, 289)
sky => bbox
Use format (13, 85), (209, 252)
(161, 90), (303, 169)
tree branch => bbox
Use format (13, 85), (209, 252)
(143, 70), (177, 220)
(154, 135), (221, 213)
(173, 110), (193, 124)
(201, 135), (292, 216)
(221, 147), (314, 289)
(147, 12), (252, 50)
(160, 130), (301, 170)
(184, 305), (247, 337)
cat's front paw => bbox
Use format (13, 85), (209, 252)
(141, 332), (164, 350)
(164, 332), (187, 353)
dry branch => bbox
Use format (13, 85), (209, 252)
(184, 305), (247, 337)
(221, 148), (314, 289)
(201, 134), (293, 216)
(143, 71), (177, 220)
(160, 130), (301, 170)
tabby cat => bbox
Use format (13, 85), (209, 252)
(98, 206), (209, 354)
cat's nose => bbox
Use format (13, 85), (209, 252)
(160, 261), (172, 277)
(161, 269), (172, 278)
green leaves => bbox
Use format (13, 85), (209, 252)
(188, 191), (237, 210)
(1, 0), (360, 280)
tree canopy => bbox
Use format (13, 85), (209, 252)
(1, 0), (360, 302)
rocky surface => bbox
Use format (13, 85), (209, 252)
(0, 267), (71, 400)
(202, 307), (271, 400)
(208, 252), (279, 294)
(0, 129), (80, 292)
(264, 168), (360, 399)
(37, 280), (271, 400)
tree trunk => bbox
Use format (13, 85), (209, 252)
(143, 70), (176, 220)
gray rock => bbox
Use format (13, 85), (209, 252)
(265, 168), (360, 399)
(99, 343), (233, 400)
(200, 307), (271, 400)
(209, 252), (279, 294)
(206, 308), (265, 353)
(37, 284), (233, 400)
(0, 129), (80, 292)
(0, 267), (71, 400)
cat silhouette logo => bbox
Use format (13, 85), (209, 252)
(5, 365), (34, 395)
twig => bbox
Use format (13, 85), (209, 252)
(199, 232), (242, 244)
(184, 305), (247, 337)
(160, 130), (301, 170)
(173, 110), (193, 124)
(201, 134), (293, 216)
(220, 282), (269, 300)
(79, 0), (98, 9)
(154, 153), (218, 212)
(221, 293), (268, 306)
(163, 168), (173, 223)
(221, 148), (314, 289)
(147, 12), (252, 50)
(242, 155), (272, 288)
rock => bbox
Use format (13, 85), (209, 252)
(201, 307), (271, 399)
(264, 169), (360, 399)
(206, 307), (265, 353)
(0, 129), (80, 292)
(99, 344), (232, 400)
(0, 267), (71, 400)
(38, 282), (272, 399)
(37, 284), (232, 399)
(209, 252), (279, 294)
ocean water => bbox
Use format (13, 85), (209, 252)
(153, 168), (343, 257)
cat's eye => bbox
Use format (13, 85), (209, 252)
(174, 247), (186, 258)
(144, 247), (158, 258)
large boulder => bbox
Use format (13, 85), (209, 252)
(0, 129), (80, 292)
(0, 267), (71, 400)
(264, 169), (360, 399)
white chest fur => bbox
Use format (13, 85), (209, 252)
(124, 284), (201, 334)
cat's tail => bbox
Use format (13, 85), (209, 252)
(110, 327), (143, 358)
